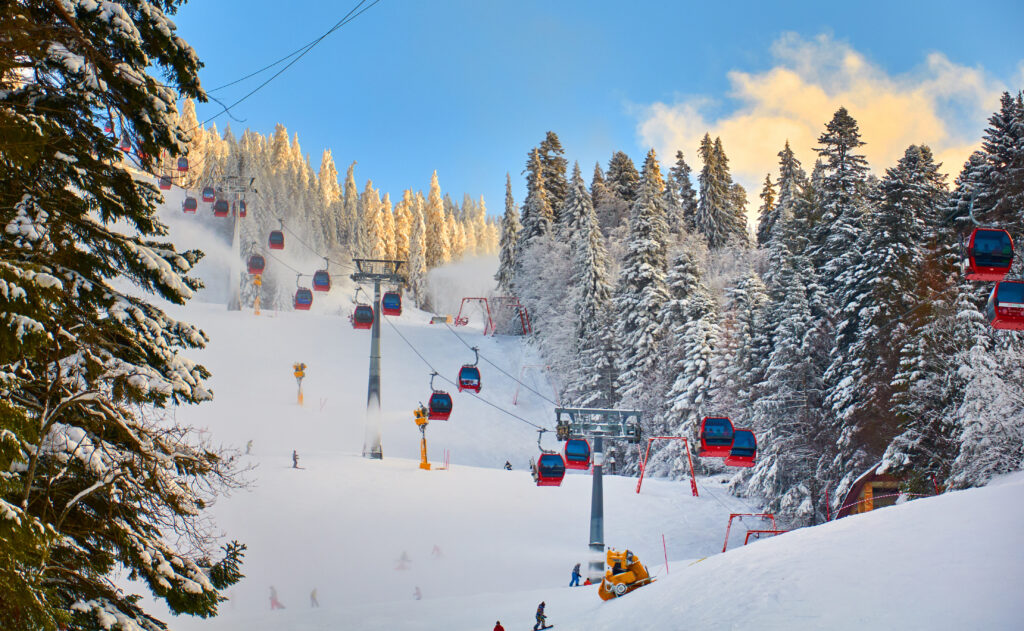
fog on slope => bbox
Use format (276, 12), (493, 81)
(425, 255), (499, 317)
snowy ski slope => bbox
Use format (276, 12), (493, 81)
(136, 182), (1024, 630)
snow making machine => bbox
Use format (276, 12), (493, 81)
(598, 548), (654, 600)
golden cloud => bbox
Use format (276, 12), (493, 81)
(636, 33), (1015, 218)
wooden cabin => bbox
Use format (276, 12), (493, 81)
(835, 463), (903, 519)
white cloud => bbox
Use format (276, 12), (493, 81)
(635, 33), (1016, 217)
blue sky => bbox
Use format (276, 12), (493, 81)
(173, 0), (1024, 216)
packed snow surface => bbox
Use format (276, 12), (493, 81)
(137, 187), (1023, 630)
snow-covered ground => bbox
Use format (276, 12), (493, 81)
(140, 186), (1024, 630)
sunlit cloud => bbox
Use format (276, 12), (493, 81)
(635, 33), (1017, 214)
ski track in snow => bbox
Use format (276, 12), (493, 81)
(127, 182), (1024, 630)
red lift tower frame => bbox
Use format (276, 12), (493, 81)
(453, 296), (532, 336)
(453, 297), (496, 334)
(635, 436), (698, 497)
(722, 513), (784, 552)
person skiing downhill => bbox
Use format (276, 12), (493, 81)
(570, 562), (581, 586)
(533, 601), (550, 630)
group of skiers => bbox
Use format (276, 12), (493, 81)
(268, 586), (319, 610)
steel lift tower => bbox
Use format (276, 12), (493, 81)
(555, 407), (643, 581)
(351, 258), (406, 459)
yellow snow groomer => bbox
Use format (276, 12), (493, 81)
(598, 548), (654, 600)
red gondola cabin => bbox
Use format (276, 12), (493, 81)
(564, 439), (591, 470)
(201, 187), (216, 202)
(312, 270), (331, 292)
(986, 280), (1024, 330)
(352, 305), (374, 329)
(381, 291), (402, 316)
(724, 429), (757, 468)
(535, 454), (566, 486)
(158, 175), (172, 191)
(213, 200), (229, 217)
(457, 365), (481, 393)
(176, 156), (189, 172)
(268, 230), (284, 250)
(247, 254), (266, 275)
(293, 288), (313, 311)
(119, 136), (131, 152)
(428, 391), (453, 421)
(698, 416), (735, 458)
(966, 228), (1014, 281)
(182, 197), (198, 213)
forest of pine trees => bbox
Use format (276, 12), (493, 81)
(175, 103), (500, 309)
(499, 102), (1024, 526)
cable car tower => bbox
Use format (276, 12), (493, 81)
(351, 258), (407, 459)
(554, 407), (643, 582)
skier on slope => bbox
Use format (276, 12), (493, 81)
(292, 450), (299, 469)
(493, 621), (505, 631)
(269, 586), (285, 610)
(504, 460), (512, 471)
(570, 562), (581, 586)
(532, 601), (550, 630)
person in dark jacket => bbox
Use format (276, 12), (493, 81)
(533, 601), (548, 630)
(570, 562), (581, 586)
(494, 622), (505, 631)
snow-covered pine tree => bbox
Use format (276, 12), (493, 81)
(661, 175), (684, 240)
(669, 150), (698, 234)
(393, 189), (414, 262)
(359, 180), (385, 259)
(826, 145), (947, 482)
(0, 2), (244, 627)
(558, 162), (590, 239)
(408, 192), (429, 308)
(695, 134), (736, 249)
(565, 164), (614, 405)
(614, 149), (670, 406)
(710, 270), (770, 416)
(755, 173), (777, 247)
(317, 149), (342, 250)
(425, 170), (450, 267)
(809, 107), (870, 290)
(606, 151), (640, 203)
(517, 148), (554, 244)
(342, 161), (359, 250)
(539, 131), (569, 210)
(495, 173), (521, 294)
(591, 162), (607, 207)
(381, 192), (397, 259)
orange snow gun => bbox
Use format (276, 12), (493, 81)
(598, 548), (654, 601)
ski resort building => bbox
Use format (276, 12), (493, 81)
(836, 463), (903, 519)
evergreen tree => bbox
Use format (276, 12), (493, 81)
(559, 162), (590, 238)
(359, 180), (385, 259)
(393, 189), (414, 262)
(539, 131), (569, 210)
(517, 148), (554, 243)
(381, 192), (397, 259)
(496, 173), (521, 294)
(317, 149), (341, 249)
(408, 193), (429, 307)
(614, 150), (670, 405)
(0, 2), (244, 628)
(342, 161), (359, 250)
(669, 150), (698, 233)
(591, 162), (607, 207)
(425, 171), (450, 267)
(755, 173), (777, 246)
(606, 151), (641, 203)
(695, 134), (739, 249)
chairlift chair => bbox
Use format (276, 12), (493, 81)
(564, 438), (592, 470)
(201, 186), (216, 202)
(698, 416), (735, 458)
(986, 280), (1024, 330)
(213, 199), (229, 217)
(381, 291), (402, 316)
(176, 156), (189, 172)
(723, 429), (757, 468)
(182, 196), (198, 213)
(293, 288), (313, 311)
(352, 304), (374, 329)
(246, 254), (266, 275)
(966, 228), (1014, 281)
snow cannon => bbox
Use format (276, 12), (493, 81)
(598, 549), (654, 601)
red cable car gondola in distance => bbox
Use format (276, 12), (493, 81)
(213, 200), (229, 217)
(118, 136), (131, 152)
(176, 156), (189, 172)
(428, 391), (453, 421)
(986, 280), (1024, 330)
(381, 291), (402, 316)
(312, 270), (331, 292)
(352, 305), (374, 329)
(457, 346), (482, 393)
(247, 254), (266, 275)
(182, 197), (197, 213)
(724, 429), (757, 468)
(966, 228), (1014, 281)
(564, 439), (591, 470)
(201, 187), (216, 202)
(535, 453), (566, 486)
(698, 416), (735, 458)
(293, 288), (313, 311)
(268, 230), (284, 250)
(158, 175), (171, 191)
